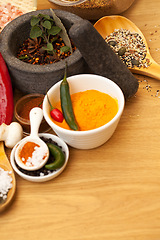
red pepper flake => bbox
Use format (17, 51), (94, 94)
(17, 36), (76, 65)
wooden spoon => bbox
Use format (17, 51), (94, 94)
(0, 142), (16, 212)
(94, 15), (160, 80)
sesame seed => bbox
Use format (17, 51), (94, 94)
(105, 28), (151, 69)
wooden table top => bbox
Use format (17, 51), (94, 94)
(2, 0), (160, 239)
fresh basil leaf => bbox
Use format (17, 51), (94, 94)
(31, 16), (40, 26)
(41, 20), (52, 30)
(42, 43), (53, 51)
(48, 26), (61, 36)
(30, 26), (42, 39)
(47, 43), (54, 51)
(38, 14), (51, 20)
(60, 45), (70, 54)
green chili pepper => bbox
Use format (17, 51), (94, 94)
(45, 143), (65, 170)
(60, 63), (79, 131)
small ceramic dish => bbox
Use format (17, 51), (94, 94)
(14, 93), (50, 135)
(10, 133), (69, 182)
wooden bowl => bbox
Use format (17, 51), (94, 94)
(49, 0), (136, 20)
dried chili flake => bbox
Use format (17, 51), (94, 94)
(17, 36), (76, 65)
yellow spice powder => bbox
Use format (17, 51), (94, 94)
(53, 90), (118, 131)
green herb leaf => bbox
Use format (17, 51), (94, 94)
(48, 26), (61, 36)
(41, 20), (52, 30)
(30, 26), (42, 39)
(38, 14), (51, 20)
(47, 43), (54, 51)
(31, 16), (40, 26)
(60, 46), (70, 54)
(42, 43), (54, 51)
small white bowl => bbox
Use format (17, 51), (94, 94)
(10, 133), (69, 182)
(43, 74), (125, 149)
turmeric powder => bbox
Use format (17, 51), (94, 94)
(52, 90), (118, 131)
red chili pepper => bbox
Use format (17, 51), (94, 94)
(47, 94), (64, 123)
(50, 108), (64, 123)
(0, 52), (14, 125)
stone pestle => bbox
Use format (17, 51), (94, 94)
(69, 19), (139, 100)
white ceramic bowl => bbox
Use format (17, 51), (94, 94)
(10, 133), (69, 182)
(43, 74), (125, 149)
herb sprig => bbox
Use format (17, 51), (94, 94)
(30, 9), (72, 55)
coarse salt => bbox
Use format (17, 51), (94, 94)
(0, 167), (13, 201)
(0, 0), (37, 32)
(0, 3), (24, 32)
(24, 145), (47, 168)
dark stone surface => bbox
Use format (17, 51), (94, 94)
(0, 9), (86, 94)
(69, 19), (139, 100)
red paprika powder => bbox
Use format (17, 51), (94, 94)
(19, 142), (40, 164)
(19, 96), (43, 120)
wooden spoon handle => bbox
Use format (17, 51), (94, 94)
(0, 142), (16, 212)
(130, 61), (160, 80)
(0, 142), (10, 168)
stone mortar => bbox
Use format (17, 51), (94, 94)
(0, 9), (86, 94)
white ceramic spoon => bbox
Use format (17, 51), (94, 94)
(15, 107), (49, 171)
(94, 15), (160, 80)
